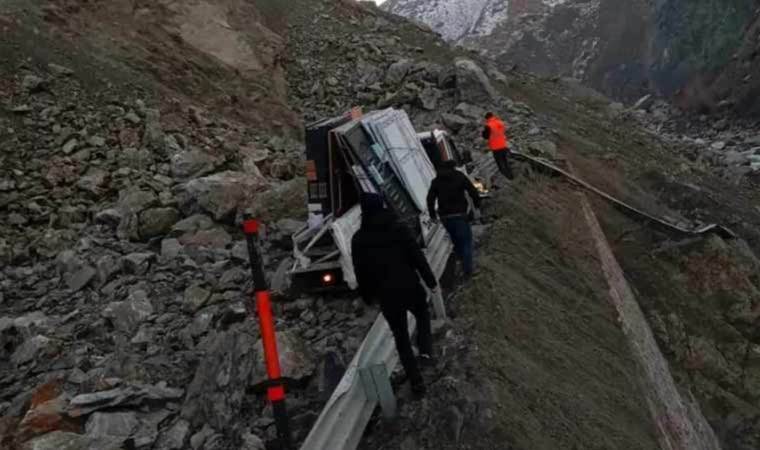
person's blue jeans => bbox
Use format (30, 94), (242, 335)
(442, 216), (474, 276)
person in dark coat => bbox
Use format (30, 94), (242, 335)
(351, 193), (438, 396)
(427, 160), (482, 277)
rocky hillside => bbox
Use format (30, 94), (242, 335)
(383, 0), (760, 113)
(0, 0), (556, 449)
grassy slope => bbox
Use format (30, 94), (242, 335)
(506, 73), (760, 450)
(456, 178), (660, 450)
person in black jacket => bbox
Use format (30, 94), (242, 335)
(427, 160), (482, 277)
(352, 193), (438, 396)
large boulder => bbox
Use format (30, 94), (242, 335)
(441, 113), (470, 133)
(176, 171), (267, 222)
(138, 207), (180, 240)
(386, 58), (415, 85)
(170, 149), (219, 180)
(454, 58), (499, 105)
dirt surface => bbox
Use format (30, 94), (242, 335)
(362, 177), (661, 450)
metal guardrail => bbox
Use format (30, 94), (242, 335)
(512, 150), (735, 239)
(300, 224), (453, 450)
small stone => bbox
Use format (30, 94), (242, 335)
(231, 241), (248, 262)
(184, 284), (211, 313)
(8, 212), (28, 226)
(62, 138), (78, 154)
(66, 265), (96, 292)
(49, 63), (74, 76)
(155, 419), (190, 450)
(131, 327), (154, 345)
(88, 136), (106, 147)
(712, 141), (727, 151)
(95, 208), (123, 227)
(239, 431), (265, 450)
(12, 104), (31, 113)
(77, 168), (109, 196)
(123, 252), (154, 275)
(161, 238), (184, 260)
(190, 425), (216, 449)
(125, 111), (142, 125)
(139, 207), (180, 240)
(22, 74), (45, 92)
(0, 178), (16, 191)
(96, 255), (121, 285)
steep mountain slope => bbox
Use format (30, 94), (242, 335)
(384, 0), (759, 111)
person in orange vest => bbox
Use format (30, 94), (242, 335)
(482, 112), (514, 180)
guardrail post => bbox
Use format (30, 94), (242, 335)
(359, 364), (397, 419)
(429, 286), (446, 320)
(243, 214), (293, 450)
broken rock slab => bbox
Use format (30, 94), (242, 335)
(12, 335), (58, 367)
(181, 327), (259, 430)
(254, 330), (315, 383)
(102, 289), (154, 335)
(69, 383), (184, 417)
(239, 431), (265, 450)
(154, 419), (190, 450)
(22, 431), (123, 450)
(85, 411), (138, 441)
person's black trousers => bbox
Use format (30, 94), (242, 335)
(492, 149), (514, 179)
(380, 288), (433, 385)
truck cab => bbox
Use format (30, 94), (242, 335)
(289, 109), (484, 293)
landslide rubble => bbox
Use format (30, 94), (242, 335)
(1, 0), (564, 449)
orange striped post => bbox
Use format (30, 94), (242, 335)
(243, 215), (292, 449)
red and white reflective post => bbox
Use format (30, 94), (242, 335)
(242, 215), (292, 449)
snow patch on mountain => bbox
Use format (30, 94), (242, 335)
(384, 0), (575, 43)
(384, 0), (494, 41)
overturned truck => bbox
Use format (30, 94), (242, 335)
(290, 108), (482, 292)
